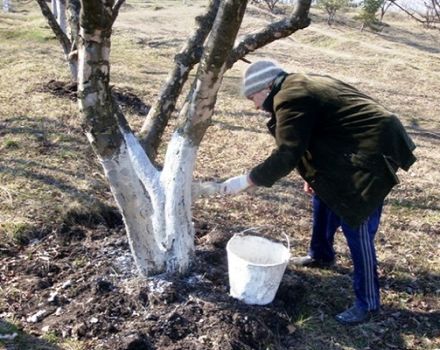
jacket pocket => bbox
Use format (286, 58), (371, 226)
(348, 152), (399, 185)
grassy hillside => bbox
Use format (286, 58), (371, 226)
(0, 1), (439, 349)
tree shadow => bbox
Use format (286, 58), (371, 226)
(213, 118), (267, 134)
(407, 126), (440, 142)
(377, 26), (440, 54)
(0, 319), (62, 350)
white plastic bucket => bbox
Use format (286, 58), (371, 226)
(226, 234), (290, 305)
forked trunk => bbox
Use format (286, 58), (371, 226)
(78, 0), (197, 276)
(95, 129), (196, 276)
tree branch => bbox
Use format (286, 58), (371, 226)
(35, 0), (72, 56)
(138, 0), (221, 161)
(112, 0), (125, 24)
(175, 0), (248, 146)
(227, 0), (312, 67)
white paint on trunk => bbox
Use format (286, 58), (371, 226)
(51, 0), (58, 18)
(57, 0), (67, 34)
(68, 61), (78, 83)
(3, 0), (9, 12)
(99, 139), (166, 276)
(161, 132), (197, 273)
(77, 37), (92, 85)
(121, 131), (167, 248)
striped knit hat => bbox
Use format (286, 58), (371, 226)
(242, 60), (286, 98)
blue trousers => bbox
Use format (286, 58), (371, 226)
(309, 195), (382, 311)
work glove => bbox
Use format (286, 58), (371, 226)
(192, 174), (254, 199)
(218, 174), (253, 195)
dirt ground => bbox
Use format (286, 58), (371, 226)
(1, 211), (305, 350)
(1, 1), (439, 349)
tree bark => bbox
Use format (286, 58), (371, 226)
(227, 0), (312, 67)
(35, 0), (78, 80)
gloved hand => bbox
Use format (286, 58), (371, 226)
(192, 174), (254, 199)
(218, 174), (253, 195)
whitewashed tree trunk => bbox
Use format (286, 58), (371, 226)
(3, 0), (9, 12)
(57, 0), (67, 34)
(51, 0), (58, 18)
(36, 0), (78, 81)
(78, 0), (249, 276)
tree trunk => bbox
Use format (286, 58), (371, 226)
(35, 0), (78, 81)
(51, 0), (58, 18)
(66, 0), (80, 81)
(57, 0), (67, 34)
(78, 0), (247, 277)
(139, 0), (221, 161)
(3, 0), (9, 12)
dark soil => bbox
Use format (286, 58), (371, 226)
(0, 221), (305, 350)
(37, 80), (151, 116)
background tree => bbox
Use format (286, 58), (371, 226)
(75, 0), (312, 277)
(390, 0), (440, 30)
(316, 0), (351, 25)
(251, 0), (282, 13)
(359, 0), (384, 30)
(3, 0), (9, 12)
(35, 0), (80, 80)
(379, 0), (394, 22)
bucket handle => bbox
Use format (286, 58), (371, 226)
(235, 227), (290, 251)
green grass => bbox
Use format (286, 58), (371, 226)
(3, 138), (20, 149)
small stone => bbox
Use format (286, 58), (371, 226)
(48, 291), (58, 303)
(62, 280), (72, 289)
(89, 317), (99, 324)
(27, 310), (47, 323)
(72, 322), (87, 338)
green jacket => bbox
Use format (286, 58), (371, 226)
(249, 73), (416, 228)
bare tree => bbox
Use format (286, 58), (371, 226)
(48, 0), (313, 277)
(423, 0), (440, 28)
(379, 0), (394, 22)
(35, 0), (79, 80)
(251, 0), (282, 13)
(3, 0), (9, 12)
(389, 0), (440, 29)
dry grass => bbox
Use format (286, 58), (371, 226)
(0, 1), (439, 349)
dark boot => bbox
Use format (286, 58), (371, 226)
(335, 305), (379, 325)
(291, 255), (335, 268)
